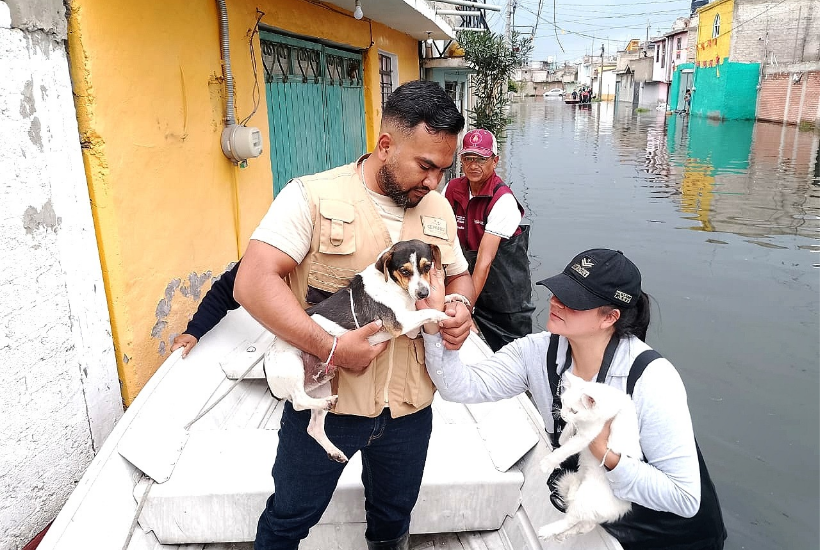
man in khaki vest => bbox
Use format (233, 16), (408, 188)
(235, 80), (475, 550)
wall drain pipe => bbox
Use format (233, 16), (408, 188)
(216, 0), (236, 126)
(215, 0), (262, 164)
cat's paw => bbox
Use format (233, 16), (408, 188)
(537, 523), (564, 541)
(540, 455), (561, 474)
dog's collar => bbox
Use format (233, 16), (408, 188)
(348, 288), (361, 329)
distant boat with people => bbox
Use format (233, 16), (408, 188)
(565, 86), (593, 105)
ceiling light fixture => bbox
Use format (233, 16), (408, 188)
(353, 0), (363, 20)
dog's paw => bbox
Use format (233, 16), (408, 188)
(323, 395), (338, 411)
(327, 449), (348, 463)
(540, 455), (561, 474)
(426, 310), (450, 323)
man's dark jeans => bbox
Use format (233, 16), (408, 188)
(254, 402), (433, 550)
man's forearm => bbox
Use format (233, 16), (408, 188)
(471, 260), (491, 300)
(234, 252), (334, 361)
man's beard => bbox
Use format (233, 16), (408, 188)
(377, 160), (426, 208)
(377, 161), (410, 208)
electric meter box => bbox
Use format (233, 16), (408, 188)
(221, 124), (263, 163)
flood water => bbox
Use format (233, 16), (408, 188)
(497, 99), (820, 550)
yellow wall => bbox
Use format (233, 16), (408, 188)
(696, 0), (733, 64)
(68, 0), (420, 403)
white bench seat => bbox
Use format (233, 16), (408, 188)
(138, 423), (524, 545)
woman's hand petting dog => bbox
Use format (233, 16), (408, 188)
(334, 320), (390, 372)
(418, 264), (446, 336)
(417, 265), (472, 349)
(440, 301), (472, 350)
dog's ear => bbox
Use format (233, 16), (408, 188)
(430, 244), (442, 270)
(375, 250), (393, 282)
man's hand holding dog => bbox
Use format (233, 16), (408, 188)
(334, 321), (389, 372)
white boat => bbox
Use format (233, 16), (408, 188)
(37, 308), (621, 550)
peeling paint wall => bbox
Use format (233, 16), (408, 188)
(0, 0), (122, 547)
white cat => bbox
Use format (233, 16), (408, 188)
(537, 372), (643, 541)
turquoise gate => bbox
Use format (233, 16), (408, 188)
(260, 32), (367, 194)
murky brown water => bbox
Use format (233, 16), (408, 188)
(498, 98), (820, 550)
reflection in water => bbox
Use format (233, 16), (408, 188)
(503, 99), (820, 244)
(496, 98), (819, 550)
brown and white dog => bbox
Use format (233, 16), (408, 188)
(264, 239), (450, 463)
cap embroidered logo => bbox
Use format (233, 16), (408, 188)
(614, 290), (633, 304)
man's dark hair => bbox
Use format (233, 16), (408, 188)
(382, 80), (465, 136)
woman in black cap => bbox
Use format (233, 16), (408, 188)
(420, 248), (726, 550)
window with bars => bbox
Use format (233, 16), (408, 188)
(712, 14), (720, 38)
(379, 53), (394, 108)
(676, 37), (682, 50)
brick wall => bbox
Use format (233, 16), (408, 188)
(731, 0), (820, 65)
(757, 70), (820, 124)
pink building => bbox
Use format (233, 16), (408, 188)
(649, 18), (690, 107)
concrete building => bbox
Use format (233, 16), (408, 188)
(614, 41), (654, 107)
(592, 61), (618, 101)
(0, 1), (123, 548)
(671, 0), (819, 123)
(650, 19), (691, 109)
(513, 60), (577, 96)
(576, 56), (595, 86)
(730, 0), (820, 125)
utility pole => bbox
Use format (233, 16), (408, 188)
(598, 43), (604, 100)
(646, 21), (651, 55)
(505, 0), (515, 43)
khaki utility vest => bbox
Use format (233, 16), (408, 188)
(287, 159), (458, 418)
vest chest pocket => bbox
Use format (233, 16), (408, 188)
(319, 199), (356, 255)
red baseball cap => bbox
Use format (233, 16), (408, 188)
(460, 129), (498, 158)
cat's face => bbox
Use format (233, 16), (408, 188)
(560, 372), (624, 426)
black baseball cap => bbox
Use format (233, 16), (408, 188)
(536, 249), (642, 310)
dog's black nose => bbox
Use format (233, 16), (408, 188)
(417, 288), (429, 300)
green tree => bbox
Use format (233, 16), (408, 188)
(457, 31), (532, 141)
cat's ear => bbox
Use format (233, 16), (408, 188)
(581, 393), (596, 409)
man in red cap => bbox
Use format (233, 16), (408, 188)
(443, 129), (534, 351)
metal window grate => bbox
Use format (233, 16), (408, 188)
(379, 54), (393, 108)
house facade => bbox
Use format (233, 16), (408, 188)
(674, 0), (819, 123)
(614, 41), (653, 107)
(689, 0), (760, 119)
(650, 19), (690, 108)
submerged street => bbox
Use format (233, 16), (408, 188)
(496, 98), (820, 550)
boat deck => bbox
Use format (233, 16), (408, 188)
(38, 309), (620, 550)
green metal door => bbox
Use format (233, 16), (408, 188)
(260, 32), (366, 194)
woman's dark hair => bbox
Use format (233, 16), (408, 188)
(603, 291), (652, 341)
(382, 80), (465, 136)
